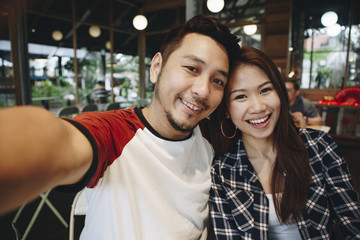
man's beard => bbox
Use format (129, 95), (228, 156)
(165, 110), (197, 133)
(154, 70), (197, 134)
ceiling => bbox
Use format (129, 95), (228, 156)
(0, 0), (359, 60)
(26, 0), (187, 58)
(293, 0), (360, 30)
(0, 0), (266, 60)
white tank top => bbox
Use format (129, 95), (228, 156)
(266, 194), (302, 240)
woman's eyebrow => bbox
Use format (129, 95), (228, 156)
(229, 88), (245, 95)
(229, 81), (272, 95)
(259, 81), (272, 88)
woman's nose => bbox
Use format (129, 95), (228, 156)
(248, 96), (266, 113)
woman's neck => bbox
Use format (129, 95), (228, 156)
(242, 135), (277, 194)
(242, 135), (275, 160)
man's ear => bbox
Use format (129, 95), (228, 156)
(150, 52), (162, 84)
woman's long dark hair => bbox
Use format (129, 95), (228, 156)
(208, 46), (312, 223)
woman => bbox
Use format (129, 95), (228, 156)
(208, 46), (360, 239)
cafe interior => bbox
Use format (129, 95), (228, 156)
(0, 0), (360, 239)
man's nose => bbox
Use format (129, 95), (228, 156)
(192, 76), (210, 99)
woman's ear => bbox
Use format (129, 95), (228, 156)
(225, 112), (230, 119)
(150, 52), (162, 84)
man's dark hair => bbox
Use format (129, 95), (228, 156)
(285, 78), (300, 90)
(159, 15), (239, 70)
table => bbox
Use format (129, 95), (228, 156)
(316, 104), (360, 137)
(32, 97), (60, 110)
(307, 125), (331, 133)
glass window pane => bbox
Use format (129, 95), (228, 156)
(301, 26), (347, 89)
(0, 93), (15, 107)
(348, 24), (360, 86)
(0, 8), (16, 108)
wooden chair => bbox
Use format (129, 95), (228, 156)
(57, 106), (80, 118)
(104, 102), (121, 111)
(69, 189), (88, 240)
(81, 104), (98, 113)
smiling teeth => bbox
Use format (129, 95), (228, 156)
(249, 116), (269, 124)
(182, 99), (201, 111)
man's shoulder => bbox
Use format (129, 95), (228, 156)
(300, 96), (313, 105)
(72, 107), (143, 130)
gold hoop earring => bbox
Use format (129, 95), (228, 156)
(220, 119), (237, 139)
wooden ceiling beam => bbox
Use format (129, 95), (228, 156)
(142, 0), (185, 13)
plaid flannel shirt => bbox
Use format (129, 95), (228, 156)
(210, 128), (360, 240)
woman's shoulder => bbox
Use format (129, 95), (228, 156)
(213, 138), (248, 166)
(298, 127), (333, 145)
(299, 128), (344, 169)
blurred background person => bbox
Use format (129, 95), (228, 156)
(91, 80), (109, 104)
(285, 78), (322, 127)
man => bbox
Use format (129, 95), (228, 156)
(0, 15), (239, 239)
(285, 78), (322, 126)
(91, 80), (108, 103)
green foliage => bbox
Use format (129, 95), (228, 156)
(64, 59), (92, 75)
(316, 67), (332, 79)
(30, 53), (150, 106)
(303, 46), (340, 62)
(0, 94), (15, 108)
(106, 55), (140, 73)
(31, 78), (76, 107)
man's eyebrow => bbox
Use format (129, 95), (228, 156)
(183, 55), (228, 78)
(183, 54), (205, 64)
(219, 70), (228, 78)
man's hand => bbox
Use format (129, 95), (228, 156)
(291, 111), (306, 129)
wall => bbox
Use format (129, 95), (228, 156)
(263, 0), (292, 77)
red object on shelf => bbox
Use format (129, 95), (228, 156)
(318, 99), (360, 106)
(318, 86), (360, 107)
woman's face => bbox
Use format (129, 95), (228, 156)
(226, 64), (281, 142)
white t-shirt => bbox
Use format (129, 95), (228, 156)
(266, 194), (302, 240)
(66, 107), (213, 240)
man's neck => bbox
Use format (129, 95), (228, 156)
(141, 105), (192, 141)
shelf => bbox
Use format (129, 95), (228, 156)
(316, 104), (360, 138)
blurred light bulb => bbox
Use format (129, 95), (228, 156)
(105, 41), (111, 50)
(133, 15), (148, 30)
(206, 0), (225, 13)
(244, 25), (257, 35)
(52, 30), (63, 41)
(89, 25), (101, 38)
(321, 11), (338, 27)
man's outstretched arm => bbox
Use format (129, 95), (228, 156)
(307, 115), (322, 126)
(0, 106), (93, 214)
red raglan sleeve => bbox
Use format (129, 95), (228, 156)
(56, 108), (144, 192)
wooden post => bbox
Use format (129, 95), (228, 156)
(138, 30), (146, 99)
(110, 0), (115, 103)
(343, 0), (354, 87)
(72, 0), (79, 103)
(9, 0), (31, 105)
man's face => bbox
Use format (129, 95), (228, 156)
(149, 33), (229, 139)
(285, 82), (299, 106)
